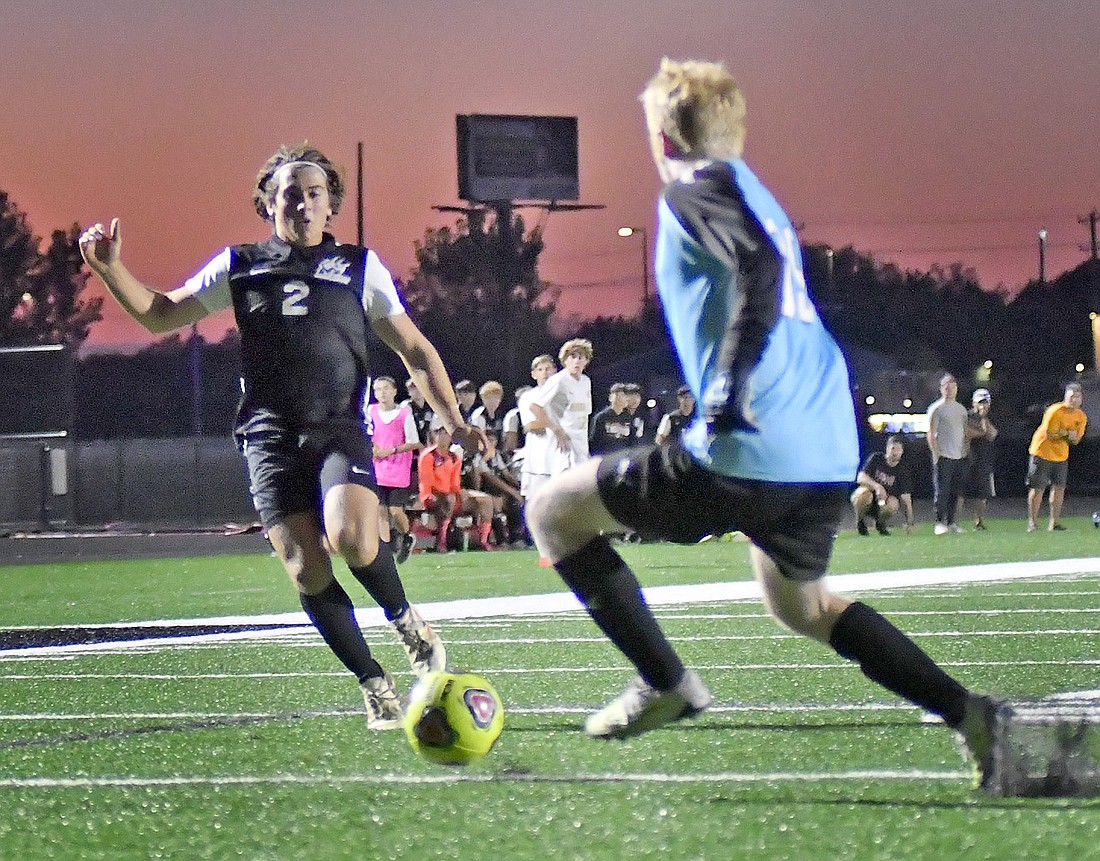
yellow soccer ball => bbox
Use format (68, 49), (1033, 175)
(403, 671), (504, 766)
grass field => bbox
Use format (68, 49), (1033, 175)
(1, 516), (1098, 860)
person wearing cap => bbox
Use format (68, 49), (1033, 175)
(655, 384), (697, 445)
(851, 434), (914, 535)
(958, 389), (998, 530)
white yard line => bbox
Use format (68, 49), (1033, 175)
(4, 557), (1098, 659)
(0, 768), (968, 789)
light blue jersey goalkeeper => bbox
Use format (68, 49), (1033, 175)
(655, 158), (859, 483)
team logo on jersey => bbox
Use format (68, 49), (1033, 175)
(314, 256), (352, 285)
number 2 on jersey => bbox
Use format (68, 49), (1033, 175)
(282, 282), (310, 316)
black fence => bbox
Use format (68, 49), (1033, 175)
(0, 437), (254, 532)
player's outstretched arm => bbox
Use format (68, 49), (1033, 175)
(78, 218), (209, 334)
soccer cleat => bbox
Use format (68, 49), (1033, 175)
(360, 672), (403, 730)
(974, 521), (987, 531)
(949, 523), (966, 534)
(856, 519), (869, 536)
(394, 531), (416, 564)
(391, 604), (447, 677)
(585, 669), (713, 740)
(934, 523), (949, 535)
(1027, 522), (1038, 533)
(875, 519), (891, 536)
(956, 694), (1010, 790)
(1049, 523), (1067, 531)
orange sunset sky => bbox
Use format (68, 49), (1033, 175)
(2, 0), (1098, 351)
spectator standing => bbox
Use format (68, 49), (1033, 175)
(1026, 382), (1087, 532)
(927, 373), (969, 534)
(959, 388), (998, 530)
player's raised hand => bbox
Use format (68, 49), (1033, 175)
(78, 217), (121, 270)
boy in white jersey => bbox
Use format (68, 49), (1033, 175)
(525, 338), (594, 472)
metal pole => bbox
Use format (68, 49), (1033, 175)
(1038, 228), (1047, 285)
(357, 141), (364, 247)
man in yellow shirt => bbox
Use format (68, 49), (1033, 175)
(1027, 383), (1087, 531)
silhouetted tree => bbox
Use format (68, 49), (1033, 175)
(0, 192), (102, 347)
(402, 208), (557, 389)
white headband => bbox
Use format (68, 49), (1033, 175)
(272, 160), (327, 181)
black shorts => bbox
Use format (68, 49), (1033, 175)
(377, 484), (414, 508)
(1026, 454), (1068, 489)
(240, 424), (377, 527)
(596, 442), (850, 582)
(965, 461), (996, 499)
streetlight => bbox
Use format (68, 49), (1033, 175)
(617, 226), (649, 311)
(1038, 228), (1048, 285)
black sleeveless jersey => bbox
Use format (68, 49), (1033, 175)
(227, 234), (372, 434)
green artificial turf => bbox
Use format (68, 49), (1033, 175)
(0, 515), (1097, 860)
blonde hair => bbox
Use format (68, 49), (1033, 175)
(479, 380), (504, 398)
(641, 58), (747, 160)
(558, 338), (594, 363)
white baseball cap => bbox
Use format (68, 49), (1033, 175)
(972, 388), (992, 403)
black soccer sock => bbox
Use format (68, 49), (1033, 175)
(299, 579), (384, 683)
(555, 536), (685, 690)
(348, 539), (409, 621)
(829, 601), (970, 727)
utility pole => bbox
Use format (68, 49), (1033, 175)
(356, 142), (365, 247)
(1079, 209), (1099, 261)
(1038, 228), (1048, 285)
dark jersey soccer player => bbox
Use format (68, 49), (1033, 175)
(78, 144), (475, 729)
(525, 58), (1001, 788)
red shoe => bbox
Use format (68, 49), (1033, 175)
(538, 556), (553, 567)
